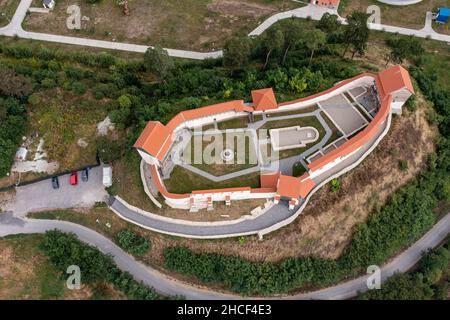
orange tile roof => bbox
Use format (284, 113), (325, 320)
(252, 88), (278, 111)
(298, 174), (316, 198)
(192, 187), (251, 195)
(275, 174), (316, 199)
(377, 65), (414, 96)
(260, 171), (281, 189)
(133, 121), (172, 161)
(277, 175), (302, 199)
(166, 100), (250, 132)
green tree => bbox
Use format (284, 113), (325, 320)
(342, 11), (371, 59)
(262, 27), (284, 69)
(302, 29), (326, 66)
(385, 36), (425, 67)
(280, 19), (303, 65)
(317, 13), (341, 34)
(223, 36), (251, 71)
(144, 46), (174, 81)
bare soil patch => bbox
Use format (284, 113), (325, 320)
(23, 0), (296, 51)
(340, 0), (450, 35)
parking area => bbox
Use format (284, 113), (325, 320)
(318, 94), (368, 136)
(13, 166), (107, 217)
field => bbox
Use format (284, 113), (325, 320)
(0, 233), (125, 299)
(339, 0), (450, 35)
(23, 0), (299, 51)
(0, 0), (18, 27)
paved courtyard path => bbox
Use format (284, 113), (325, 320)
(0, 1), (448, 60)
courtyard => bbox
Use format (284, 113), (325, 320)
(162, 104), (354, 190)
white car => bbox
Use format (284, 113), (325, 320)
(102, 165), (112, 187)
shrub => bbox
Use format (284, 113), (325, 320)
(399, 159), (409, 171)
(116, 230), (150, 255)
(72, 81), (87, 95)
(40, 230), (160, 299)
(330, 178), (340, 192)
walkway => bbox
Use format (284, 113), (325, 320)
(0, 1), (448, 61)
(177, 109), (334, 181)
(0, 211), (448, 299)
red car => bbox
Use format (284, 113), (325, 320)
(70, 171), (78, 185)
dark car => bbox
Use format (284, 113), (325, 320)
(70, 171), (78, 186)
(51, 176), (59, 189)
(81, 167), (89, 182)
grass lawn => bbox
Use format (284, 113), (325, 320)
(217, 116), (249, 130)
(0, 0), (18, 27)
(339, 0), (450, 35)
(23, 0), (300, 51)
(0, 233), (124, 299)
(164, 165), (261, 194)
(265, 105), (318, 118)
(186, 131), (258, 176)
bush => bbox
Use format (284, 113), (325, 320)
(399, 159), (408, 171)
(116, 230), (150, 255)
(72, 81), (87, 95)
(330, 178), (340, 192)
(96, 136), (125, 163)
(0, 97), (27, 177)
(40, 230), (161, 299)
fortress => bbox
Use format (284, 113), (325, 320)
(134, 65), (414, 213)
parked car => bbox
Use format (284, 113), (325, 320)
(70, 171), (78, 185)
(51, 176), (59, 189)
(102, 165), (112, 187)
(81, 167), (89, 182)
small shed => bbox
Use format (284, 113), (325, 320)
(436, 7), (450, 23)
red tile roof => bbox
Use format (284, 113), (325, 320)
(166, 100), (252, 132)
(133, 121), (172, 161)
(377, 65), (414, 96)
(275, 174), (316, 199)
(251, 88), (278, 111)
(260, 171), (281, 189)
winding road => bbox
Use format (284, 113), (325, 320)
(0, 211), (448, 299)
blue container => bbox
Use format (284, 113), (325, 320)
(436, 8), (450, 23)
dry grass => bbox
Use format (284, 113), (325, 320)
(0, 233), (125, 299)
(0, 0), (18, 27)
(23, 0), (299, 51)
(28, 89), (108, 171)
(340, 0), (450, 35)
